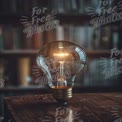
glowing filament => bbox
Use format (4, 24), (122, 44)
(53, 53), (69, 57)
(56, 61), (67, 88)
(53, 53), (68, 88)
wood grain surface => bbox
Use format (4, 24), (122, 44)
(4, 93), (122, 122)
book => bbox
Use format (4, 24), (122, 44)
(45, 29), (56, 44)
(112, 32), (119, 49)
(0, 61), (4, 88)
(56, 25), (64, 41)
(50, 0), (58, 13)
(69, 24), (74, 43)
(63, 0), (71, 13)
(112, 26), (119, 49)
(75, 26), (86, 48)
(78, 0), (85, 14)
(2, 25), (14, 49)
(0, 26), (3, 49)
(18, 57), (31, 86)
(22, 29), (33, 49)
(57, 0), (65, 13)
(5, 59), (18, 86)
(71, 0), (78, 12)
(32, 32), (44, 49)
(13, 27), (22, 49)
(64, 24), (70, 41)
(87, 26), (94, 50)
(100, 26), (111, 49)
(92, 28), (101, 50)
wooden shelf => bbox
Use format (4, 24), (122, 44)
(0, 14), (91, 24)
(0, 13), (120, 25)
(0, 49), (110, 57)
(0, 50), (38, 57)
(86, 50), (110, 58)
(0, 49), (38, 54)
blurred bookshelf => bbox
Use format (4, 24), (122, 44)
(0, 0), (122, 89)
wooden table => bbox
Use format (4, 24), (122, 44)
(4, 93), (122, 122)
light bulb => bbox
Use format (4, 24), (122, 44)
(37, 41), (86, 103)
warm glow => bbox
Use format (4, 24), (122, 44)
(53, 53), (69, 57)
(58, 46), (64, 49)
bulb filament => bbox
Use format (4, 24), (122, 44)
(56, 61), (67, 88)
(53, 53), (69, 88)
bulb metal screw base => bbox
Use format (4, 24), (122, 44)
(52, 87), (72, 104)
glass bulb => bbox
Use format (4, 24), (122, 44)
(37, 41), (86, 102)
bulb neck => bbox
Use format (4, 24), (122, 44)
(52, 86), (72, 104)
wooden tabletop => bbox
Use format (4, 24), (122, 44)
(4, 93), (122, 122)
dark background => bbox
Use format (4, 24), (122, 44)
(0, 0), (122, 117)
